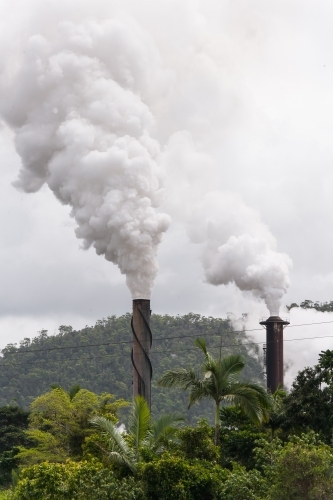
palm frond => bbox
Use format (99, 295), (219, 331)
(158, 368), (199, 390)
(188, 380), (212, 408)
(128, 396), (151, 456)
(224, 383), (271, 425)
(68, 384), (81, 400)
(146, 413), (184, 452)
(194, 338), (208, 356)
(200, 354), (244, 398)
(194, 338), (216, 367)
(272, 384), (286, 401)
(202, 357), (220, 377)
(151, 413), (184, 441)
(263, 384), (286, 425)
(90, 415), (136, 472)
(219, 354), (245, 380)
(245, 383), (272, 411)
(107, 451), (136, 473)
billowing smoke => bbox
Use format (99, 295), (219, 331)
(0, 19), (171, 299)
(0, 13), (292, 314)
(163, 133), (292, 315)
(188, 192), (292, 315)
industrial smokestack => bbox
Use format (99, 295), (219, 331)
(131, 299), (152, 407)
(260, 316), (289, 393)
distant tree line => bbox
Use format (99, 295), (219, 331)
(287, 299), (333, 312)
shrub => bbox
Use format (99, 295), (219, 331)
(267, 433), (333, 500)
(217, 463), (267, 500)
(0, 491), (14, 500)
(140, 455), (229, 500)
(13, 460), (142, 500)
(177, 420), (219, 461)
(220, 407), (266, 470)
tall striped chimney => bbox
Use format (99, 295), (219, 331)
(131, 299), (152, 408)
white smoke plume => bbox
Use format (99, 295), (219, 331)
(163, 133), (292, 316)
(188, 192), (292, 315)
(0, 19), (171, 299)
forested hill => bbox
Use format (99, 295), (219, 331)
(0, 313), (264, 422)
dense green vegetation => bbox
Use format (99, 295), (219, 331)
(16, 387), (127, 466)
(0, 313), (264, 422)
(282, 349), (333, 444)
(3, 385), (333, 499)
(0, 408), (29, 487)
(2, 315), (333, 498)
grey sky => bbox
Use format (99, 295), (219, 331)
(0, 0), (333, 384)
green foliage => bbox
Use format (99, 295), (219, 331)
(254, 433), (333, 499)
(128, 396), (151, 460)
(267, 433), (333, 500)
(142, 455), (263, 500)
(140, 455), (229, 500)
(0, 407), (29, 455)
(282, 351), (333, 443)
(16, 429), (68, 464)
(0, 407), (30, 487)
(219, 407), (266, 470)
(0, 314), (264, 423)
(220, 406), (255, 430)
(90, 415), (136, 473)
(177, 419), (219, 461)
(318, 349), (333, 378)
(0, 491), (14, 500)
(263, 385), (286, 439)
(147, 412), (184, 453)
(90, 396), (183, 474)
(253, 436), (283, 477)
(158, 337), (271, 444)
(218, 463), (267, 500)
(17, 388), (127, 465)
(220, 428), (264, 470)
(13, 460), (143, 500)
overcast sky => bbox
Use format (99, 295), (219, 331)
(1, 0), (333, 385)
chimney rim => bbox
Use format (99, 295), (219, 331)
(260, 316), (290, 325)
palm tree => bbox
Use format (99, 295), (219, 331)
(263, 384), (286, 440)
(50, 383), (81, 400)
(90, 395), (183, 473)
(158, 338), (272, 445)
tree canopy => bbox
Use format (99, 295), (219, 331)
(282, 350), (333, 443)
(0, 406), (29, 487)
(287, 299), (333, 312)
(16, 387), (127, 465)
(0, 313), (264, 423)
